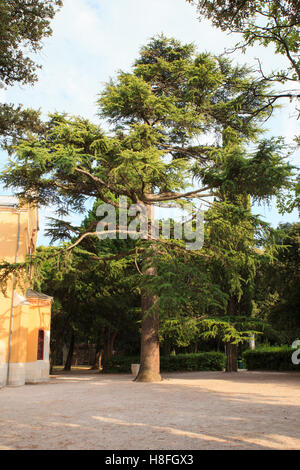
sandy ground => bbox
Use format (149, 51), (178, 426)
(0, 369), (300, 450)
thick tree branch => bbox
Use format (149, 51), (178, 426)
(75, 167), (132, 200)
(143, 188), (212, 203)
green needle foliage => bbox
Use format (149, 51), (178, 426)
(186, 0), (300, 82)
(0, 0), (63, 86)
(1, 36), (293, 215)
(0, 0), (63, 148)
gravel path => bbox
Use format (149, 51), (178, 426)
(1, 370), (300, 450)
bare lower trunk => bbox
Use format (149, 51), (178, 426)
(102, 329), (118, 371)
(226, 342), (238, 372)
(135, 289), (161, 382)
(93, 325), (119, 373)
(64, 331), (75, 371)
(90, 327), (105, 370)
(90, 350), (100, 370)
(49, 347), (56, 375)
(135, 202), (162, 383)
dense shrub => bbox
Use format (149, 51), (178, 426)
(242, 346), (300, 371)
(105, 351), (226, 373)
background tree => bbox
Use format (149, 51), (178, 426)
(253, 222), (300, 343)
(0, 0), (62, 148)
(186, 0), (300, 82)
(143, 199), (279, 371)
(186, 0), (300, 149)
(36, 205), (141, 372)
(186, 0), (300, 216)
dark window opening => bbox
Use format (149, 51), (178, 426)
(37, 330), (44, 360)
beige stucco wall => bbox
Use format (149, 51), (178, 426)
(26, 299), (51, 363)
(0, 201), (51, 387)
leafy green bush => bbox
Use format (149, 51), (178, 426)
(160, 352), (226, 371)
(105, 351), (226, 373)
(243, 346), (300, 371)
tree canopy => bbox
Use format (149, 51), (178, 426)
(0, 0), (62, 86)
(186, 0), (300, 82)
(0, 0), (62, 149)
(35, 216), (141, 371)
(253, 222), (300, 343)
(1, 37), (293, 212)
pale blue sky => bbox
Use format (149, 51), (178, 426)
(0, 0), (298, 245)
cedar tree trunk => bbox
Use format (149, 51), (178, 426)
(135, 202), (162, 382)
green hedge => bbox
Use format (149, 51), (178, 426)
(242, 346), (300, 371)
(105, 356), (140, 373)
(105, 351), (226, 373)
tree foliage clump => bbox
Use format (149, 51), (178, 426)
(0, 0), (62, 148)
(253, 222), (300, 343)
(0, 0), (63, 86)
(186, 0), (300, 82)
(33, 227), (141, 371)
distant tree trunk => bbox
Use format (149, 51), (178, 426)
(102, 326), (119, 371)
(91, 350), (99, 370)
(226, 342), (238, 372)
(226, 295), (239, 372)
(227, 297), (236, 316)
(91, 328), (105, 370)
(161, 341), (171, 357)
(98, 349), (103, 372)
(49, 347), (56, 375)
(92, 320), (120, 373)
(102, 342), (112, 370)
(64, 331), (75, 371)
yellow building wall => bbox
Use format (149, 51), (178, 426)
(26, 300), (51, 363)
(9, 305), (28, 364)
(0, 200), (51, 386)
(0, 280), (13, 365)
(0, 206), (35, 365)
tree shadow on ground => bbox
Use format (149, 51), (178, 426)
(1, 370), (300, 450)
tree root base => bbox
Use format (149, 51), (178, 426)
(134, 370), (162, 383)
